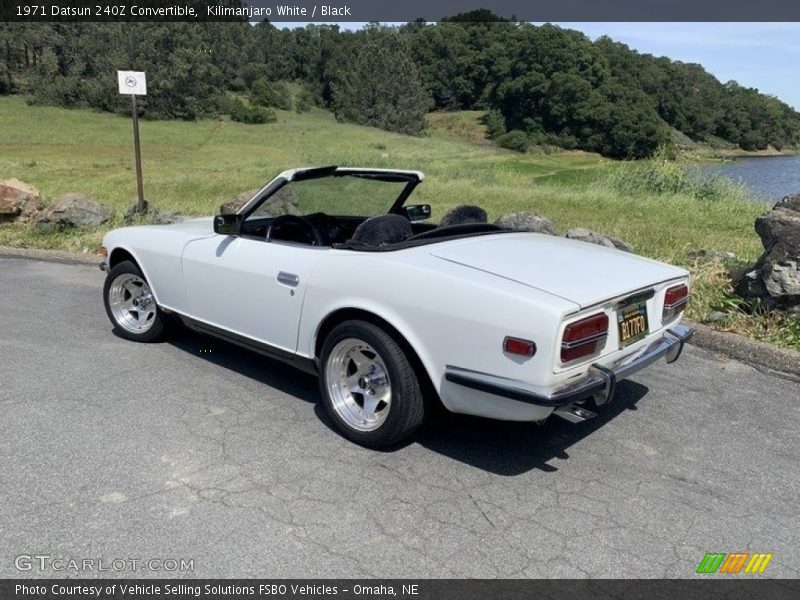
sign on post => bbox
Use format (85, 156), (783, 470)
(117, 70), (147, 214)
(117, 70), (147, 96)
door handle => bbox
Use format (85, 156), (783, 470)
(277, 271), (300, 287)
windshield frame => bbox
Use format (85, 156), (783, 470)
(236, 166), (423, 221)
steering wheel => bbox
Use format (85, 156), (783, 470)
(265, 214), (324, 246)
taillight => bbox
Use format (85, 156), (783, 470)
(663, 284), (689, 320)
(561, 312), (609, 363)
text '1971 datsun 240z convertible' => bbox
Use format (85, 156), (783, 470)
(101, 166), (693, 448)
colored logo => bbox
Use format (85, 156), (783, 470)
(696, 552), (773, 574)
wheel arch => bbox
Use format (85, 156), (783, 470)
(106, 245), (162, 306)
(108, 247), (139, 270)
(314, 308), (441, 408)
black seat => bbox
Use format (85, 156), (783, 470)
(350, 214), (413, 246)
(439, 205), (488, 227)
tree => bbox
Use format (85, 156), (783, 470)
(332, 26), (432, 135)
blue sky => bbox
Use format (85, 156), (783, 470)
(274, 22), (800, 110)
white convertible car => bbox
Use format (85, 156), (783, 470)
(101, 166), (693, 447)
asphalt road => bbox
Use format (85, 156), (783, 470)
(1, 256), (799, 578)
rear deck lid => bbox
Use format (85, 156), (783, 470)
(429, 232), (686, 309)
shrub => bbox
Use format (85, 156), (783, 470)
(250, 78), (292, 110)
(295, 87), (314, 113)
(230, 99), (276, 124)
(495, 129), (530, 152)
(483, 109), (506, 139)
(271, 81), (293, 111)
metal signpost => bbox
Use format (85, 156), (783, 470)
(117, 70), (147, 214)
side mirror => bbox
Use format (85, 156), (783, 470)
(214, 214), (241, 235)
(403, 204), (432, 222)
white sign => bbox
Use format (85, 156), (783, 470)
(117, 70), (147, 96)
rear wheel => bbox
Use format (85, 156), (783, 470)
(103, 260), (167, 342)
(320, 320), (426, 448)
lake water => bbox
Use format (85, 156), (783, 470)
(701, 154), (800, 203)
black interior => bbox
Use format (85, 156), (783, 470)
(240, 212), (439, 247)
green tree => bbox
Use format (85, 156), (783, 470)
(332, 26), (432, 135)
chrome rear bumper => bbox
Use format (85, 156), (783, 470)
(444, 324), (694, 409)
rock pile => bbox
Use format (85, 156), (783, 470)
(734, 194), (800, 312)
(494, 211), (633, 252)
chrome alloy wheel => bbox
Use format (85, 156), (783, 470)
(107, 273), (157, 334)
(325, 338), (392, 432)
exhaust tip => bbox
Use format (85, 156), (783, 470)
(554, 404), (597, 424)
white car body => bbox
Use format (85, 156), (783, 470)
(101, 167), (693, 426)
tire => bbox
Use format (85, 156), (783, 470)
(319, 320), (426, 448)
(103, 260), (167, 342)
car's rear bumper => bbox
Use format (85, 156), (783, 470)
(444, 323), (693, 410)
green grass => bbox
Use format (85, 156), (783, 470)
(2, 95), (796, 350)
(0, 95), (765, 262)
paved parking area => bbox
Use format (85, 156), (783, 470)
(1, 257), (799, 578)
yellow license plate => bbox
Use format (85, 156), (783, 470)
(618, 301), (649, 347)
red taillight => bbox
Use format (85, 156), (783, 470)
(561, 312), (609, 363)
(503, 336), (536, 357)
(663, 284), (689, 321)
(664, 284), (689, 309)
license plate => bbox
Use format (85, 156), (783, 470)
(618, 301), (649, 347)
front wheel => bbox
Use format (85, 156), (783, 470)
(103, 260), (167, 342)
(319, 320), (426, 448)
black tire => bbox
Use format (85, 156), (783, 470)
(319, 320), (426, 448)
(103, 260), (167, 342)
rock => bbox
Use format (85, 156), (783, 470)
(122, 200), (187, 225)
(733, 196), (800, 309)
(219, 188), (259, 214)
(774, 192), (800, 213)
(149, 210), (188, 225)
(688, 249), (737, 262)
(0, 178), (45, 222)
(35, 193), (112, 231)
(219, 186), (300, 216)
(703, 310), (729, 324)
(257, 195), (301, 217)
(495, 212), (556, 235)
(124, 199), (150, 219)
(754, 200), (800, 252)
(565, 227), (634, 253)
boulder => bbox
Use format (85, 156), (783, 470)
(495, 212), (556, 235)
(149, 210), (188, 225)
(0, 178), (45, 222)
(35, 193), (112, 231)
(219, 188), (259, 214)
(733, 193), (800, 310)
(219, 185), (300, 216)
(122, 200), (187, 225)
(565, 227), (634, 253)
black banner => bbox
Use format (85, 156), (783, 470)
(3, 0), (800, 22)
(2, 580), (800, 600)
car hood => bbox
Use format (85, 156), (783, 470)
(428, 232), (687, 309)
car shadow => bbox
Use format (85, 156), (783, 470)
(165, 326), (649, 476)
(415, 380), (648, 475)
(166, 327), (320, 404)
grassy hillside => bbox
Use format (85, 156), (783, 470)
(0, 96), (766, 263)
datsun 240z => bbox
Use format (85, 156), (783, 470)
(101, 166), (693, 448)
